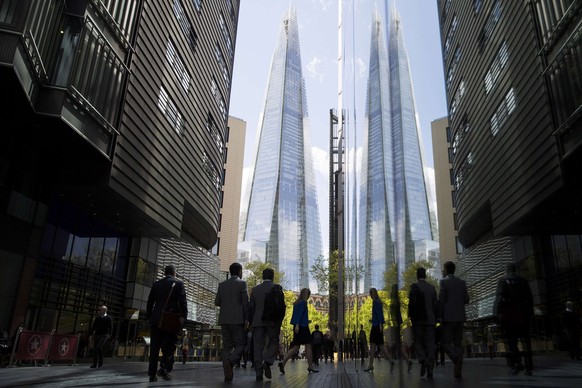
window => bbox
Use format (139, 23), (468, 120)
(452, 116), (469, 156)
(478, 0), (501, 53)
(456, 237), (463, 254)
(207, 113), (225, 155)
(211, 77), (227, 123)
(158, 86), (184, 135)
(166, 39), (191, 93)
(455, 152), (474, 191)
(173, 0), (197, 51)
(226, 0), (235, 19)
(194, 0), (202, 12)
(446, 46), (461, 91)
(203, 151), (221, 191)
(490, 88), (516, 136)
(449, 79), (465, 121)
(443, 15), (458, 59)
(484, 41), (508, 94)
(474, 0), (482, 13)
(219, 12), (233, 61)
(215, 44), (230, 85)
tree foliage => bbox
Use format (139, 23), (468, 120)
(383, 260), (439, 292)
(310, 255), (329, 294)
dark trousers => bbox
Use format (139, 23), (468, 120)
(148, 325), (178, 377)
(442, 321), (464, 364)
(222, 324), (245, 365)
(92, 335), (108, 366)
(502, 325), (532, 372)
(312, 344), (322, 364)
(413, 324), (436, 367)
(253, 325), (281, 375)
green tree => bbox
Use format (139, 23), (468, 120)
(279, 290), (329, 347)
(383, 260), (439, 292)
(310, 255), (329, 294)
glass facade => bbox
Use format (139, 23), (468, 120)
(239, 8), (322, 292)
(360, 8), (435, 290)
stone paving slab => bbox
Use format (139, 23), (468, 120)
(1, 356), (581, 387)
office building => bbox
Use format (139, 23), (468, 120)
(238, 7), (323, 292)
(437, 0), (582, 340)
(0, 0), (239, 353)
(359, 8), (436, 290)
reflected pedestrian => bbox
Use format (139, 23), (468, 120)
(494, 263), (533, 375)
(364, 287), (394, 372)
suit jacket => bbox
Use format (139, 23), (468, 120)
(147, 275), (188, 326)
(493, 272), (533, 327)
(439, 274), (469, 322)
(412, 278), (438, 325)
(249, 279), (275, 327)
(215, 275), (248, 325)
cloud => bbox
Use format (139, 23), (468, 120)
(311, 145), (329, 176)
(424, 166), (438, 218)
(306, 57), (326, 82)
(356, 57), (367, 79)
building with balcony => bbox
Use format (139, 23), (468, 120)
(437, 0), (582, 343)
(0, 0), (239, 355)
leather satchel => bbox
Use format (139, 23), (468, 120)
(158, 282), (184, 333)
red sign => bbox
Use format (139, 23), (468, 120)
(49, 334), (79, 360)
(14, 330), (51, 361)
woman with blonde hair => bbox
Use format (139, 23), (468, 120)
(364, 287), (394, 372)
(278, 288), (319, 374)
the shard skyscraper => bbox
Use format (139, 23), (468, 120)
(360, 6), (435, 290)
(239, 7), (322, 292)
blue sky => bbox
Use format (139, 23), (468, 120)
(229, 0), (447, 256)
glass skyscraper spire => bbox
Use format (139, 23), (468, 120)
(360, 7), (435, 290)
(239, 7), (322, 292)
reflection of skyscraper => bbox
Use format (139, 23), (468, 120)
(239, 7), (322, 292)
(360, 8), (435, 290)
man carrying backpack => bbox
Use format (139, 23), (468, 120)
(249, 268), (285, 381)
(311, 325), (324, 366)
(409, 267), (438, 379)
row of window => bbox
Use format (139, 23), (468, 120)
(157, 0), (236, 193)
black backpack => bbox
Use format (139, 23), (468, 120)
(261, 284), (286, 322)
(408, 283), (428, 321)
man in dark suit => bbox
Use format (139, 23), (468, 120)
(147, 265), (188, 382)
(494, 263), (534, 375)
(439, 261), (469, 379)
(215, 262), (248, 382)
(409, 267), (438, 379)
(89, 305), (112, 368)
(249, 268), (281, 381)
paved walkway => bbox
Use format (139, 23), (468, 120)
(1, 355), (582, 387)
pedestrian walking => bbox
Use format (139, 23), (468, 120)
(439, 261), (469, 379)
(563, 301), (581, 361)
(215, 262), (248, 382)
(311, 324), (324, 366)
(249, 268), (283, 381)
(363, 287), (394, 372)
(146, 265), (188, 382)
(409, 267), (438, 379)
(180, 330), (189, 364)
(494, 263), (534, 375)
(279, 288), (319, 374)
(358, 324), (368, 362)
(323, 332), (335, 362)
(89, 305), (112, 368)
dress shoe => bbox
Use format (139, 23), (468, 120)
(263, 362), (272, 379)
(148, 376), (157, 382)
(427, 369), (434, 379)
(278, 362), (285, 374)
(223, 359), (233, 381)
(363, 366), (374, 372)
(420, 360), (426, 377)
(454, 360), (462, 379)
(256, 375), (263, 381)
(158, 369), (172, 381)
(512, 363), (524, 375)
(90, 365), (97, 368)
(308, 367), (319, 373)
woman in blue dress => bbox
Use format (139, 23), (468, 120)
(364, 287), (395, 372)
(278, 288), (319, 374)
